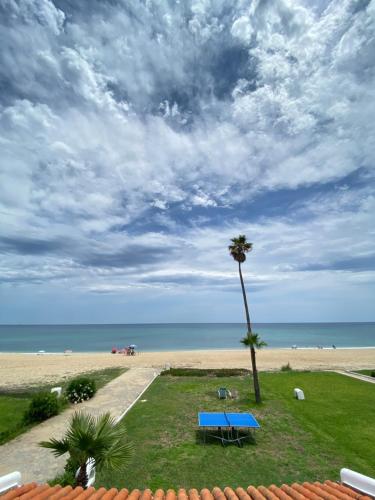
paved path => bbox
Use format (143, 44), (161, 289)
(0, 368), (158, 484)
(334, 370), (375, 384)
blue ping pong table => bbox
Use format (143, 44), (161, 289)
(198, 412), (260, 446)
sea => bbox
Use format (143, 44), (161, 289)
(0, 323), (374, 353)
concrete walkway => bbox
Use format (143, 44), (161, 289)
(334, 370), (375, 384)
(0, 368), (158, 484)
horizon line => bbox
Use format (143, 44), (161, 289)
(1, 321), (374, 326)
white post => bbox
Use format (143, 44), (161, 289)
(341, 468), (375, 497)
(0, 471), (22, 494)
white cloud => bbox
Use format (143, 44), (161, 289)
(231, 15), (254, 43)
(6, 0), (65, 35)
(1, 0), (374, 208)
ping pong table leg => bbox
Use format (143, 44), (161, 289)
(219, 426), (224, 446)
(234, 427), (241, 447)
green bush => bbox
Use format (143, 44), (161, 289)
(24, 392), (60, 423)
(371, 371), (375, 378)
(48, 470), (75, 487)
(49, 457), (76, 487)
(66, 377), (96, 404)
(281, 362), (292, 372)
(160, 368), (250, 377)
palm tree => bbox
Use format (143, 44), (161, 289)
(39, 412), (133, 488)
(229, 235), (266, 403)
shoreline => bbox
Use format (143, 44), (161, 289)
(0, 348), (374, 390)
(1, 345), (375, 355)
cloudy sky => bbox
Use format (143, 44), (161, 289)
(1, 0), (374, 324)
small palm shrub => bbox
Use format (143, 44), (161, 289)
(24, 392), (60, 423)
(281, 362), (292, 372)
(67, 377), (96, 404)
(40, 411), (133, 488)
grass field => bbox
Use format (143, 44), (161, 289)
(0, 395), (31, 444)
(97, 370), (375, 491)
(0, 367), (126, 445)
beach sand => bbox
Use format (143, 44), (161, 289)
(0, 348), (374, 390)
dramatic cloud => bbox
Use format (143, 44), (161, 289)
(0, 0), (374, 322)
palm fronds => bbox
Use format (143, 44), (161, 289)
(39, 437), (70, 457)
(240, 333), (267, 349)
(228, 235), (253, 263)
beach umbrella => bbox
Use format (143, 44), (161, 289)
(129, 344), (137, 348)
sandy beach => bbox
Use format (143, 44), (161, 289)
(0, 348), (374, 390)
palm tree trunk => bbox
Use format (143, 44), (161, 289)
(75, 463), (88, 488)
(238, 262), (262, 404)
(238, 262), (251, 332)
(250, 346), (261, 404)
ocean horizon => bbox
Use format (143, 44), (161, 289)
(0, 322), (374, 353)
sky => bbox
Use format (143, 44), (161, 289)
(0, 0), (374, 324)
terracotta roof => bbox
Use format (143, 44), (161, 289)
(1, 481), (372, 500)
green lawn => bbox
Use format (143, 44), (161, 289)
(0, 394), (32, 444)
(97, 371), (375, 491)
(0, 367), (126, 445)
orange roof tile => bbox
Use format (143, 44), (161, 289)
(1, 482), (373, 500)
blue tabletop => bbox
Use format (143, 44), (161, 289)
(198, 412), (260, 428)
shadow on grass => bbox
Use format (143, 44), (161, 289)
(195, 429), (257, 447)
